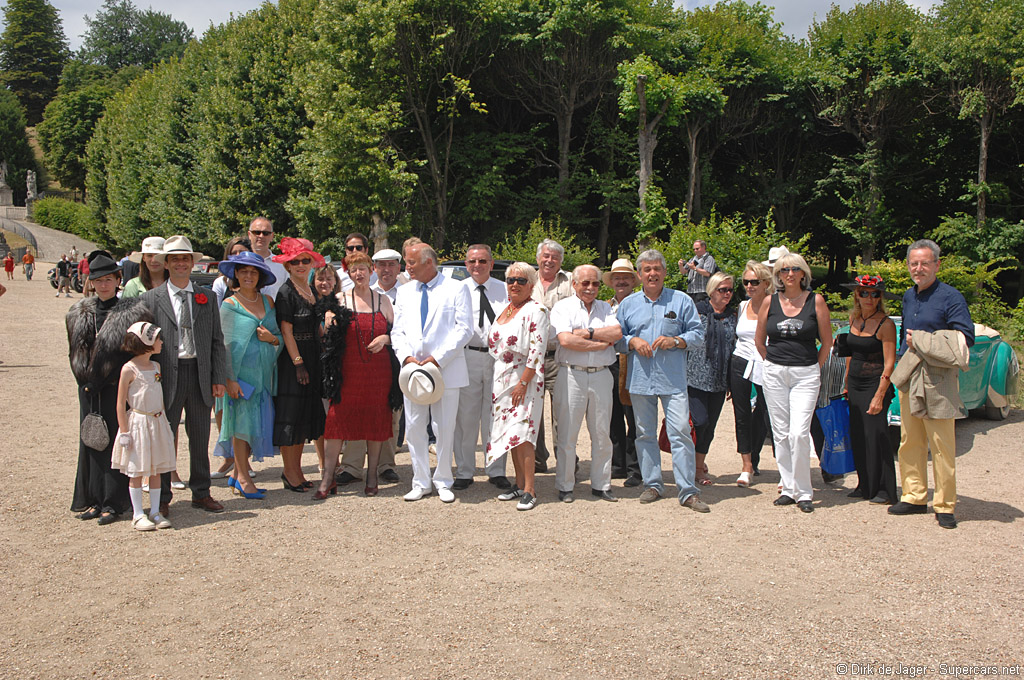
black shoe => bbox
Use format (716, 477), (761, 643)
(936, 513), (957, 529)
(558, 490), (574, 503)
(623, 474), (643, 487)
(798, 500), (814, 513)
(774, 495), (796, 506)
(77, 507), (101, 520)
(868, 494), (892, 505)
(335, 471), (359, 485)
(96, 512), (121, 526)
(488, 476), (511, 490)
(452, 478), (474, 491)
(281, 474), (307, 492)
(847, 488), (866, 499)
(888, 501), (927, 515)
(752, 467), (761, 476)
(534, 460), (548, 473)
(822, 471), (842, 484)
(591, 489), (618, 502)
(380, 469), (401, 484)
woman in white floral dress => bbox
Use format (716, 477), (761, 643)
(486, 262), (550, 511)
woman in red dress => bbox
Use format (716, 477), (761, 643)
(316, 252), (399, 499)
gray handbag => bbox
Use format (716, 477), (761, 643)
(80, 391), (110, 450)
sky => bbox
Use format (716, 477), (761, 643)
(37, 0), (942, 52)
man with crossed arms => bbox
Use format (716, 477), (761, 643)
(550, 265), (622, 503)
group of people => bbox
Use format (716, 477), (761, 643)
(66, 221), (973, 529)
(3, 249), (34, 280)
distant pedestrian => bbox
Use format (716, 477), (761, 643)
(56, 255), (72, 297)
(22, 251), (34, 280)
(3, 253), (14, 280)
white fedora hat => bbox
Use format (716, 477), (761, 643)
(399, 362), (445, 406)
(156, 234), (205, 263)
(762, 245), (790, 267)
(128, 236), (166, 263)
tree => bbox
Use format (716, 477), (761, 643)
(0, 0), (68, 124)
(0, 88), (40, 203)
(80, 0), (193, 70)
(926, 0), (1024, 229)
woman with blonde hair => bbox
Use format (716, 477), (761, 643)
(755, 253), (832, 513)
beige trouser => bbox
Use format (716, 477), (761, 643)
(339, 408), (400, 479)
(896, 389), (957, 513)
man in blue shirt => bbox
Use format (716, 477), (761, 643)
(616, 250), (708, 512)
(890, 239), (974, 529)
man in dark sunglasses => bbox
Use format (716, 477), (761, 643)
(247, 216), (287, 299)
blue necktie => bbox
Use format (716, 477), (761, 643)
(420, 282), (429, 330)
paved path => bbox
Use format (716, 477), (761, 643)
(0, 216), (97, 262)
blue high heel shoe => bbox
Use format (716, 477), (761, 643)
(229, 476), (267, 497)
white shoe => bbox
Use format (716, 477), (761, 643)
(428, 443), (437, 455)
(132, 515), (156, 531)
(170, 480), (186, 490)
(142, 481), (149, 492)
(403, 487), (431, 501)
(437, 487), (455, 503)
(150, 514), (172, 529)
(55, 292), (60, 297)
(210, 461), (235, 479)
(737, 472), (752, 487)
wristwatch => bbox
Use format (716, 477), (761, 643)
(587, 327), (594, 340)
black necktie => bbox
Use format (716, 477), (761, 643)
(478, 284), (495, 328)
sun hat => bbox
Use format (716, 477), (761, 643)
(853, 274), (884, 290)
(127, 321), (161, 346)
(762, 246), (790, 267)
(372, 248), (402, 263)
(128, 236), (166, 263)
(602, 258), (641, 288)
(271, 237), (326, 268)
(399, 362), (445, 406)
(155, 235), (205, 264)
(218, 250), (278, 287)
(86, 250), (121, 280)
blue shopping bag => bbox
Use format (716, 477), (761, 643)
(816, 398), (855, 475)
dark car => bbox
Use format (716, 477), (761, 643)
(437, 259), (514, 282)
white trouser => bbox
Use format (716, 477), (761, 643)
(405, 388), (460, 492)
(554, 366), (614, 493)
(453, 348), (506, 479)
(763, 361), (820, 502)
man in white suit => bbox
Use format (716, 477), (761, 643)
(391, 243), (473, 502)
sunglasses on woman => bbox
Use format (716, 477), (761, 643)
(742, 279), (761, 286)
(293, 258), (312, 265)
(780, 266), (801, 274)
(506, 276), (528, 286)
(715, 287), (734, 294)
(858, 290), (882, 299)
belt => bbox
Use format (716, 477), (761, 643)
(132, 408), (164, 418)
(466, 345), (489, 353)
(561, 363), (609, 373)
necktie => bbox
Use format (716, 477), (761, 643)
(420, 282), (429, 330)
(176, 289), (195, 355)
(478, 284), (495, 329)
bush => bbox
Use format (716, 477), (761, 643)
(32, 197), (102, 242)
(493, 216), (599, 272)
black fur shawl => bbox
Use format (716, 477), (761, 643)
(316, 294), (402, 410)
(66, 296), (154, 388)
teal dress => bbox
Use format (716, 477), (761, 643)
(214, 295), (283, 462)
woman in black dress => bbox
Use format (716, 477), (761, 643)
(67, 251), (153, 525)
(273, 237), (327, 491)
(843, 274), (898, 504)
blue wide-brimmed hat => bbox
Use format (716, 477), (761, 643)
(219, 250), (277, 286)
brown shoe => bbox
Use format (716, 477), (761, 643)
(638, 487), (661, 504)
(191, 496), (225, 513)
(159, 503), (170, 518)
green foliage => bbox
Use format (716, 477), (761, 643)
(0, 0), (68, 124)
(931, 213), (1024, 264)
(79, 0), (193, 70)
(31, 197), (102, 241)
(0, 88), (39, 203)
(493, 216), (599, 271)
(1007, 297), (1024, 342)
(643, 209), (802, 290)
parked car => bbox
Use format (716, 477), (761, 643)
(437, 259), (514, 282)
(47, 266), (83, 293)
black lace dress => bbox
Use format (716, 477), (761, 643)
(846, 321), (897, 502)
(273, 280), (326, 445)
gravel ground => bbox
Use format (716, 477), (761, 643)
(1, 268), (1022, 680)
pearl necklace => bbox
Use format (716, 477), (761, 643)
(236, 290), (260, 304)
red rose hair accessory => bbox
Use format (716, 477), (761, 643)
(272, 237), (326, 268)
(854, 274), (884, 289)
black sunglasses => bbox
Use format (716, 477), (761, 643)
(506, 276), (529, 286)
(858, 290), (882, 298)
(742, 279), (761, 286)
(249, 230), (272, 237)
(780, 266), (802, 274)
(716, 287), (734, 294)
(292, 258), (312, 265)
(346, 244), (366, 251)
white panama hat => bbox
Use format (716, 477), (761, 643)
(398, 362), (445, 406)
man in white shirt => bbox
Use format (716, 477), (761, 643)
(247, 217), (287, 299)
(452, 244), (510, 491)
(391, 244), (472, 502)
(371, 248), (402, 303)
(550, 264), (622, 502)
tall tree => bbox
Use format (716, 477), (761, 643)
(80, 0), (193, 70)
(926, 0), (1024, 229)
(0, 0), (68, 125)
(0, 88), (40, 203)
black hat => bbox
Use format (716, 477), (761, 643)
(87, 250), (121, 280)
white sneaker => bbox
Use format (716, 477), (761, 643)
(403, 487), (431, 502)
(149, 514), (172, 529)
(132, 515), (156, 531)
(170, 480), (186, 490)
(437, 487), (455, 503)
(55, 292), (60, 297)
(497, 487), (523, 501)
(516, 492), (537, 511)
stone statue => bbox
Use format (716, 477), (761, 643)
(0, 160), (8, 188)
(26, 170), (37, 200)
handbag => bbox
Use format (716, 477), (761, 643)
(80, 390), (110, 451)
(816, 397), (854, 475)
(658, 416), (698, 453)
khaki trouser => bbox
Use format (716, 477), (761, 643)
(897, 389), (957, 513)
(339, 408), (400, 479)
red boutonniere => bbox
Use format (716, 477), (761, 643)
(155, 372), (162, 382)
(194, 293), (208, 305)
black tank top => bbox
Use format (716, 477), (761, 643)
(765, 292), (819, 366)
(848, 318), (886, 379)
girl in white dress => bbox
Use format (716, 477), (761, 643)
(112, 322), (177, 531)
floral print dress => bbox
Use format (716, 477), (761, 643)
(485, 299), (550, 465)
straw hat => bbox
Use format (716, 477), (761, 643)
(602, 258), (640, 288)
(156, 235), (205, 264)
